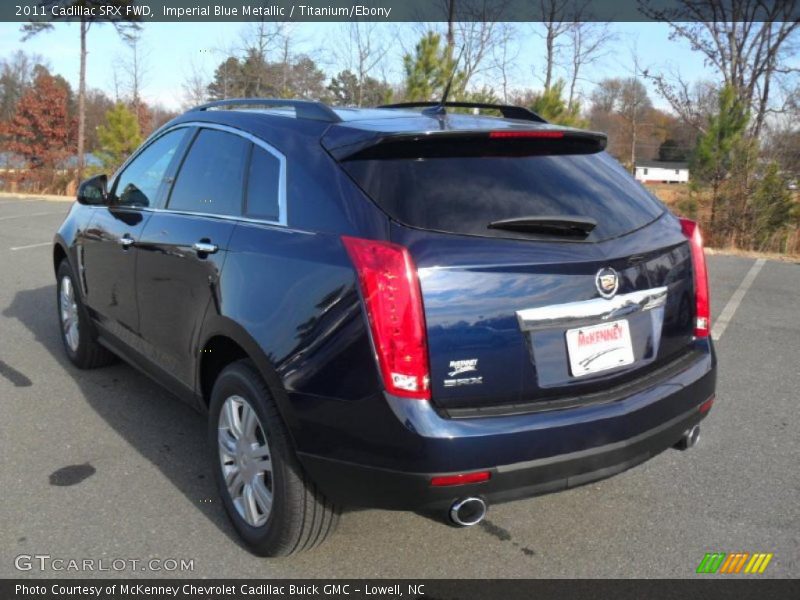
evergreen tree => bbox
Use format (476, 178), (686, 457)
(750, 161), (795, 251)
(402, 32), (460, 102)
(96, 102), (142, 171)
(207, 57), (245, 100)
(328, 70), (392, 106)
(690, 86), (749, 230)
(529, 80), (586, 127)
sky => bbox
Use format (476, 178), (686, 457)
(0, 21), (716, 112)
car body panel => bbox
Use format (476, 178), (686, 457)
(54, 103), (717, 514)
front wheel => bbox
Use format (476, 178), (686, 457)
(56, 260), (115, 369)
(209, 360), (339, 556)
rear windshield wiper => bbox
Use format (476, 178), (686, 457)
(487, 216), (597, 237)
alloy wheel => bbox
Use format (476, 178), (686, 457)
(217, 395), (274, 527)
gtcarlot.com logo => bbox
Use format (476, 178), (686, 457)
(14, 554), (195, 572)
(696, 552), (773, 574)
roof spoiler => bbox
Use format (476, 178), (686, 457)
(324, 128), (608, 161)
(378, 101), (546, 123)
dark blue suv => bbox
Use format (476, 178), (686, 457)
(53, 99), (716, 556)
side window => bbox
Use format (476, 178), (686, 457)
(245, 145), (282, 221)
(167, 129), (248, 216)
(112, 129), (187, 208)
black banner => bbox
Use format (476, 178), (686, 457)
(2, 0), (799, 23)
(3, 579), (800, 600)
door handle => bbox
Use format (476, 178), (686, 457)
(192, 241), (218, 255)
(119, 234), (135, 248)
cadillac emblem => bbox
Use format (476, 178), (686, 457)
(595, 267), (619, 299)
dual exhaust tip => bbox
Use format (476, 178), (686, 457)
(449, 497), (487, 527)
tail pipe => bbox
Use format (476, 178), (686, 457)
(674, 425), (700, 451)
(449, 497), (487, 527)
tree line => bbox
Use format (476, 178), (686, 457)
(0, 0), (798, 253)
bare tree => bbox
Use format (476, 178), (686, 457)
(240, 20), (284, 96)
(492, 23), (520, 103)
(534, 0), (573, 92)
(181, 60), (210, 109)
(564, 22), (616, 107)
(336, 22), (393, 106)
(641, 0), (800, 137)
(119, 30), (149, 114)
(0, 50), (44, 122)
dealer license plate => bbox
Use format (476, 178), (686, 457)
(565, 319), (634, 377)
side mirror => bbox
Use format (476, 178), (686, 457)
(77, 174), (108, 205)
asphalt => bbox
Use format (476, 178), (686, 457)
(0, 197), (798, 579)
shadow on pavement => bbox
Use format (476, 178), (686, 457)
(3, 283), (245, 548)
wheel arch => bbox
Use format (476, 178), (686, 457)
(53, 239), (69, 274)
(196, 317), (299, 441)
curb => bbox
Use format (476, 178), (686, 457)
(0, 192), (74, 203)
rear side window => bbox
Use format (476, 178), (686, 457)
(168, 129), (248, 216)
(342, 152), (665, 241)
(245, 145), (281, 221)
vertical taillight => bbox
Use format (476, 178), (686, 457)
(679, 218), (711, 338)
(342, 236), (430, 400)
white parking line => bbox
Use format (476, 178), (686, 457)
(0, 211), (64, 221)
(711, 258), (766, 341)
(10, 242), (51, 251)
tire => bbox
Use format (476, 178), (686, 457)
(56, 260), (116, 369)
(209, 359), (339, 556)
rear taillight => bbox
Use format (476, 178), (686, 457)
(342, 236), (430, 400)
(679, 218), (711, 338)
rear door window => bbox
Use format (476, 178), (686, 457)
(168, 128), (249, 216)
(342, 152), (665, 241)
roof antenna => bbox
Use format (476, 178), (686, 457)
(422, 44), (464, 119)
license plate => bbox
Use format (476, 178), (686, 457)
(565, 319), (634, 377)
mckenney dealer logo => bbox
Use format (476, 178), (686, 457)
(696, 552), (774, 574)
(448, 359), (478, 377)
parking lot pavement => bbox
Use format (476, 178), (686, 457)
(0, 198), (798, 579)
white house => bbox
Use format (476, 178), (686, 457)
(634, 160), (690, 184)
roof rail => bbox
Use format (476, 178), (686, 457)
(377, 101), (546, 123)
(191, 98), (342, 123)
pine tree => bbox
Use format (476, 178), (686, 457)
(402, 32), (459, 102)
(529, 80), (587, 127)
(96, 102), (142, 171)
(750, 162), (794, 251)
(690, 86), (750, 232)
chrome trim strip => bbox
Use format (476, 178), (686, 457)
(111, 121), (288, 227)
(516, 287), (668, 331)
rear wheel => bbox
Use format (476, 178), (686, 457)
(56, 260), (115, 369)
(209, 360), (339, 556)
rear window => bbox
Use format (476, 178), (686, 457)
(342, 152), (665, 241)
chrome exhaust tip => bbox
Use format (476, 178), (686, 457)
(674, 425), (700, 451)
(449, 497), (487, 527)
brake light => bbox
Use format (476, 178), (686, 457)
(430, 471), (491, 487)
(342, 236), (430, 400)
(489, 130), (564, 139)
(679, 218), (711, 337)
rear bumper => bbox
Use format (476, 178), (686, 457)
(295, 342), (716, 511)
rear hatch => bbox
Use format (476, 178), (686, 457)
(327, 120), (697, 414)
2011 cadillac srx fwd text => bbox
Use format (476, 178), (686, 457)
(53, 98), (716, 556)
